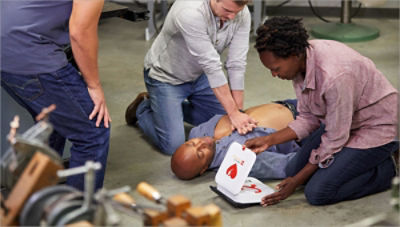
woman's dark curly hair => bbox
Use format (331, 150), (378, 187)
(255, 17), (309, 58)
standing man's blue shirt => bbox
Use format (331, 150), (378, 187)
(1, 0), (72, 74)
(189, 115), (300, 179)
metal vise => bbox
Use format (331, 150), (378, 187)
(1, 105), (62, 190)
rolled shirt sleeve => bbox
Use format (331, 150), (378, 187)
(225, 7), (251, 90)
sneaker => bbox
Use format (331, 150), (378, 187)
(125, 92), (149, 125)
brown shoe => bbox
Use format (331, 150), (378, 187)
(125, 92), (149, 125)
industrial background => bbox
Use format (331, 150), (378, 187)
(1, 0), (399, 226)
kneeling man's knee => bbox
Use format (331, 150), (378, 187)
(159, 137), (185, 155)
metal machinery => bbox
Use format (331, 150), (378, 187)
(0, 106), (222, 226)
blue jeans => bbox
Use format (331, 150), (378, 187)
(286, 126), (397, 205)
(137, 69), (226, 155)
(249, 99), (300, 180)
(1, 64), (110, 191)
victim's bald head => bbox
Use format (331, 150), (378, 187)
(171, 137), (216, 180)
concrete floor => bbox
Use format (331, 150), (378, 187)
(97, 16), (399, 226)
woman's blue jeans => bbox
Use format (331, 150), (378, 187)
(1, 64), (110, 191)
(286, 125), (398, 205)
(136, 69), (226, 155)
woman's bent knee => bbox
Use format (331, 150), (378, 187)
(304, 185), (335, 205)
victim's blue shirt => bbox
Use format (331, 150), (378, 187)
(189, 115), (300, 179)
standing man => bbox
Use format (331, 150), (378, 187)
(246, 17), (398, 206)
(1, 0), (111, 191)
(125, 0), (257, 155)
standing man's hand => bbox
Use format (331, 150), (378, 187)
(88, 85), (111, 128)
(69, 0), (111, 128)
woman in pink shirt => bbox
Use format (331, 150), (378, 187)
(245, 16), (398, 206)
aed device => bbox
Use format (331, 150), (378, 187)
(210, 142), (274, 208)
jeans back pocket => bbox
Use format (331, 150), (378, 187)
(1, 72), (43, 102)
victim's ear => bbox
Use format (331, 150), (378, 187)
(199, 165), (208, 175)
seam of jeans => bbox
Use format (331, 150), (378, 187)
(53, 67), (96, 128)
(390, 154), (399, 175)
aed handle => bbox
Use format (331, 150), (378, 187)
(136, 182), (162, 203)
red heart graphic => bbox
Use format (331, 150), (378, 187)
(226, 163), (237, 179)
(241, 184), (262, 193)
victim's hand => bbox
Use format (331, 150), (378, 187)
(229, 110), (257, 135)
(244, 136), (270, 154)
(260, 177), (298, 207)
(87, 86), (111, 128)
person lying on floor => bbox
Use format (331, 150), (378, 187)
(171, 99), (324, 180)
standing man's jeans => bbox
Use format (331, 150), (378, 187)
(137, 69), (226, 155)
(286, 125), (397, 205)
(1, 64), (110, 191)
